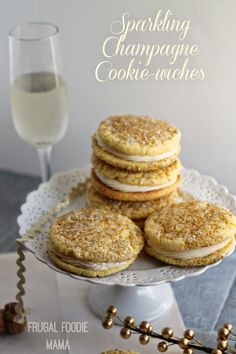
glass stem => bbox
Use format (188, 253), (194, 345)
(37, 146), (52, 182)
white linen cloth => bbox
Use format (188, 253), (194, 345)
(0, 252), (184, 353)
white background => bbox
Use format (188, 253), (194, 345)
(0, 0), (236, 193)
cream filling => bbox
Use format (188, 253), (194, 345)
(96, 133), (177, 162)
(95, 170), (177, 192)
(147, 239), (230, 260)
(54, 251), (127, 270)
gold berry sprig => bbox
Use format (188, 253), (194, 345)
(102, 306), (236, 354)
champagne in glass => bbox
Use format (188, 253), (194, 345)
(9, 23), (69, 181)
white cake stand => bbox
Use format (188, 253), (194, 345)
(17, 167), (236, 322)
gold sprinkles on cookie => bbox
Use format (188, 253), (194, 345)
(144, 201), (236, 267)
(98, 115), (180, 156)
(47, 208), (144, 277)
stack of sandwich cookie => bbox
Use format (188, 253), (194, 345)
(144, 200), (236, 267)
(47, 208), (144, 277)
(89, 115), (181, 224)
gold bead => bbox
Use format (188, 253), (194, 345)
(211, 350), (222, 354)
(139, 321), (151, 333)
(223, 323), (233, 333)
(162, 327), (173, 339)
(120, 327), (131, 339)
(183, 349), (193, 354)
(148, 325), (153, 333)
(184, 329), (195, 340)
(102, 317), (113, 329)
(106, 305), (117, 316)
(218, 328), (230, 340)
(124, 316), (135, 327)
(157, 341), (168, 352)
(217, 340), (228, 351)
(179, 338), (189, 349)
(139, 334), (150, 345)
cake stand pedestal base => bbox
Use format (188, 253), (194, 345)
(88, 282), (173, 323)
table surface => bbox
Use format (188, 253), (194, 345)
(0, 169), (236, 345)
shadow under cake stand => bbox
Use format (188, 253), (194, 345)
(17, 167), (236, 322)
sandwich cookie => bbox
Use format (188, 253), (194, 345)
(86, 182), (177, 228)
(144, 201), (236, 266)
(92, 155), (181, 188)
(94, 115), (181, 171)
(47, 208), (144, 277)
(91, 169), (181, 201)
(93, 134), (181, 172)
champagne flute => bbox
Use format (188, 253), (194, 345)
(9, 22), (69, 182)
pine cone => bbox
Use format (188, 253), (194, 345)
(4, 302), (18, 322)
(4, 302), (27, 335)
(0, 310), (7, 334)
